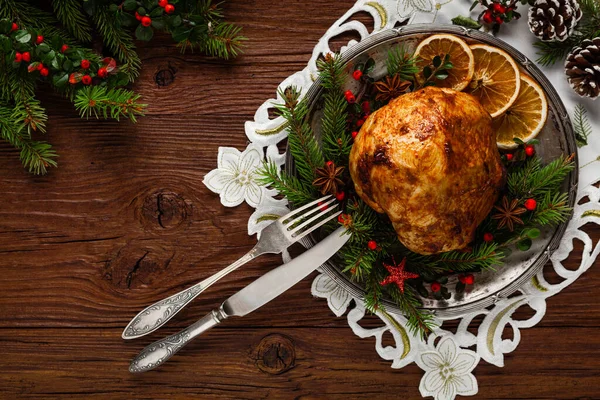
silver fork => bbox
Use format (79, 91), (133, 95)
(122, 195), (341, 339)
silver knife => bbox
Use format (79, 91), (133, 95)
(129, 226), (350, 373)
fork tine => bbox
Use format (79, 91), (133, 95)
(279, 195), (332, 224)
(288, 198), (338, 232)
(293, 211), (343, 241)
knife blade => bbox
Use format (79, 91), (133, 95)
(129, 226), (350, 373)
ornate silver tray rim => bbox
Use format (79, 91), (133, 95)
(286, 24), (579, 319)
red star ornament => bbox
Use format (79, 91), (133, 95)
(380, 257), (419, 293)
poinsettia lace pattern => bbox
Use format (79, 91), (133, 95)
(204, 1), (600, 398)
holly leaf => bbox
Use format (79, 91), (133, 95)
(151, 18), (165, 30)
(27, 62), (40, 73)
(525, 228), (541, 239)
(63, 59), (73, 72)
(150, 7), (164, 17)
(36, 43), (50, 55)
(451, 15), (482, 29)
(120, 12), (138, 27)
(53, 72), (68, 89)
(364, 58), (376, 74)
(516, 238), (532, 251)
(0, 35), (10, 52)
(135, 24), (154, 41)
(14, 30), (31, 44)
(0, 20), (12, 34)
(435, 70), (449, 80)
(171, 25), (192, 42)
(124, 0), (137, 11)
(423, 66), (432, 79)
(169, 15), (182, 27)
(42, 50), (56, 65)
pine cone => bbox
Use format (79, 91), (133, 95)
(565, 37), (600, 100)
(528, 0), (582, 42)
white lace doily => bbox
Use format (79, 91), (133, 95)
(203, 2), (600, 398)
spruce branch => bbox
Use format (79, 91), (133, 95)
(433, 243), (503, 272)
(203, 22), (245, 59)
(74, 86), (146, 122)
(91, 8), (141, 82)
(0, 104), (57, 174)
(507, 154), (575, 199)
(276, 86), (324, 183)
(317, 54), (351, 165)
(386, 45), (420, 81)
(573, 104), (592, 147)
(52, 0), (92, 43)
(256, 160), (315, 206)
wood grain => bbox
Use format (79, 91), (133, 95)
(0, 0), (598, 398)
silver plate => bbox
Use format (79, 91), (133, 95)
(285, 25), (579, 319)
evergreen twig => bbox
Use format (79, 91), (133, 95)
(75, 86), (146, 122)
(386, 45), (420, 81)
(52, 0), (92, 42)
(573, 104), (592, 147)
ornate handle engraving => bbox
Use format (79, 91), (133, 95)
(129, 307), (228, 373)
(123, 249), (256, 339)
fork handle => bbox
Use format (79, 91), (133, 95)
(122, 248), (257, 339)
(129, 306), (229, 373)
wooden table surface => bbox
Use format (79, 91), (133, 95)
(1, 1), (599, 399)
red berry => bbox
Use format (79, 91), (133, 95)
(36, 35), (44, 44)
(335, 191), (345, 201)
(464, 274), (475, 285)
(351, 131), (358, 139)
(361, 101), (370, 113)
(492, 3), (507, 13)
(326, 160), (334, 167)
(367, 240), (377, 251)
(356, 119), (365, 127)
(141, 16), (152, 27)
(337, 213), (351, 225)
(482, 10), (493, 24)
(11, 22), (18, 32)
(81, 59), (90, 69)
(318, 201), (328, 211)
(525, 145), (535, 157)
(60, 44), (69, 53)
(524, 198), (537, 211)
(495, 16), (503, 24)
(483, 233), (494, 242)
(37, 63), (44, 70)
(431, 282), (441, 293)
(505, 153), (513, 161)
(135, 11), (142, 20)
(458, 274), (466, 284)
(81, 75), (92, 85)
(158, 0), (168, 7)
(21, 52), (30, 62)
(14, 52), (22, 63)
(344, 90), (356, 104)
(352, 70), (363, 80)
(40, 67), (49, 77)
(97, 67), (108, 78)
(164, 4), (175, 14)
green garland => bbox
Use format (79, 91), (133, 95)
(258, 45), (574, 337)
(0, 0), (244, 175)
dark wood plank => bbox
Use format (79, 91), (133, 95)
(0, 0), (598, 398)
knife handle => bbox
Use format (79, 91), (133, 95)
(129, 306), (228, 373)
(122, 248), (257, 340)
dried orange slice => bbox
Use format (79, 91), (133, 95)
(464, 44), (520, 118)
(414, 34), (474, 91)
(493, 74), (548, 149)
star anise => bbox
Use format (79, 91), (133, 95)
(313, 161), (345, 195)
(373, 74), (411, 102)
(492, 196), (527, 231)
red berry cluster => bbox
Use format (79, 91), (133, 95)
(135, 0), (175, 27)
(459, 274), (475, 285)
(477, 0), (521, 27)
